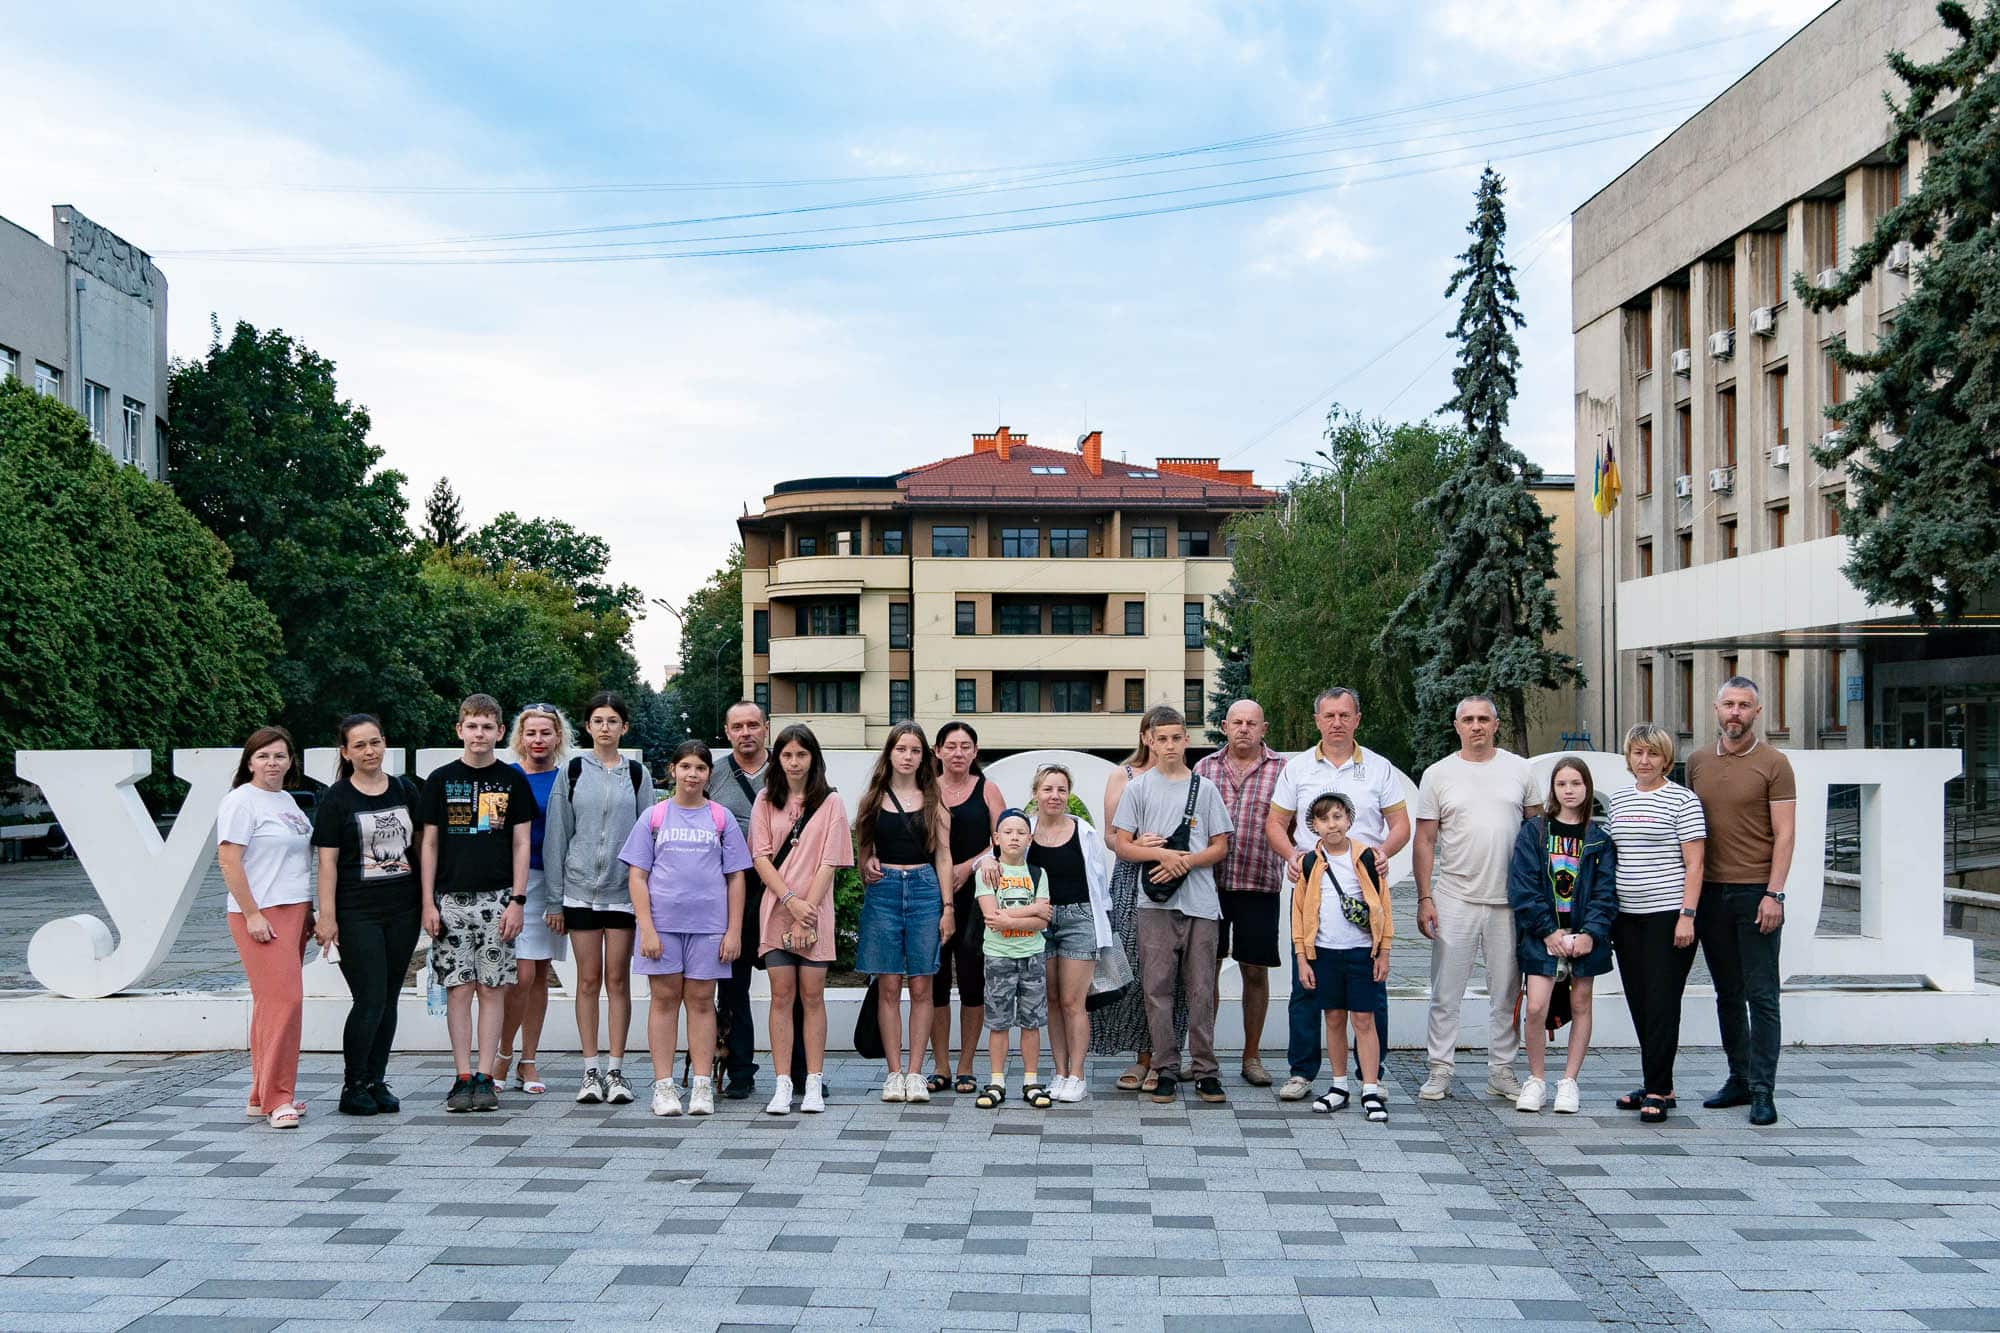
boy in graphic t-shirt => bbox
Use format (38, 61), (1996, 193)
(974, 810), (1053, 1109)
(418, 694), (537, 1112)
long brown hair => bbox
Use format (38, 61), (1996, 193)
(1543, 756), (1597, 822)
(232, 726), (299, 789)
(1123, 703), (1179, 768)
(763, 724), (831, 813)
(856, 722), (943, 858)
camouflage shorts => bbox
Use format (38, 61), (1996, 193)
(983, 953), (1047, 1031)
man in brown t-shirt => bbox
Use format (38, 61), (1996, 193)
(1685, 675), (1796, 1127)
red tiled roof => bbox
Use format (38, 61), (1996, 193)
(900, 443), (1274, 510)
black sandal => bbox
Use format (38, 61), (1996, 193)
(1619, 1088), (1677, 1111)
(954, 1074), (977, 1095)
(1311, 1086), (1350, 1114)
(1024, 1083), (1053, 1109)
(1640, 1093), (1669, 1124)
(1361, 1090), (1388, 1123)
(975, 1083), (1006, 1109)
(926, 1073), (949, 1095)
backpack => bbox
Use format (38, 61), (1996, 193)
(567, 754), (645, 805)
(648, 799), (732, 848)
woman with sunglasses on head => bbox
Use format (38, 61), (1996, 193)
(495, 702), (573, 1096)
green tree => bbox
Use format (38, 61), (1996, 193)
(666, 546), (745, 745)
(1803, 1), (2000, 619)
(1203, 576), (1254, 744)
(413, 552), (595, 728)
(421, 478), (466, 551)
(465, 511), (644, 619)
(168, 321), (433, 744)
(1380, 168), (1583, 764)
(0, 379), (281, 785)
(627, 681), (684, 772)
(1214, 406), (1461, 772)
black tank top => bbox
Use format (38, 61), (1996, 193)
(874, 791), (929, 865)
(1027, 822), (1088, 906)
(946, 775), (994, 865)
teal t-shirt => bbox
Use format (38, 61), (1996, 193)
(976, 863), (1049, 959)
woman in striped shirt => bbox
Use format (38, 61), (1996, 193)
(1603, 724), (1707, 1123)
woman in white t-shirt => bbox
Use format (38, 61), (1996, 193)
(218, 726), (316, 1129)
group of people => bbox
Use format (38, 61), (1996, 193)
(215, 677), (1794, 1130)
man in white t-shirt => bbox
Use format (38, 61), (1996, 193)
(1412, 694), (1541, 1102)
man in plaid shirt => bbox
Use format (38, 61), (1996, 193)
(1194, 699), (1288, 1087)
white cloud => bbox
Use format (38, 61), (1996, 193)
(1246, 202), (1379, 274)
(1426, 0), (1830, 68)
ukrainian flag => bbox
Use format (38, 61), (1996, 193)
(1591, 437), (1620, 517)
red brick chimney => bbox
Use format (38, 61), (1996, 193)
(973, 426), (1020, 460)
(1155, 456), (1255, 486)
(1078, 430), (1103, 477)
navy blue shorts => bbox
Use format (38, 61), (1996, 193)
(1299, 946), (1384, 1014)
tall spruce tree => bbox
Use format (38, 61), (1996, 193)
(1203, 572), (1254, 744)
(422, 478), (466, 551)
(1379, 167), (1582, 762)
(1802, 1), (2000, 619)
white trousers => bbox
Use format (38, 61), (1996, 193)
(1425, 893), (1520, 1072)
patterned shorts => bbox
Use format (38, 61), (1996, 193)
(433, 889), (517, 989)
(983, 953), (1048, 1031)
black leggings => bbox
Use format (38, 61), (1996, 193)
(335, 895), (422, 1086)
(931, 883), (985, 1008)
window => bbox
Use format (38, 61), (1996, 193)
(795, 535), (818, 557)
(1718, 387), (1737, 467)
(1183, 602), (1205, 650)
(1637, 419), (1654, 494)
(932, 526), (970, 558)
(804, 602), (858, 636)
(1831, 196), (1847, 268)
(1723, 653), (1738, 683)
(1129, 469), (1159, 478)
(1001, 527), (1040, 559)
(81, 381), (107, 443)
(752, 682), (770, 711)
(33, 363), (60, 398)
(1720, 519), (1738, 559)
(831, 529), (859, 556)
(1224, 532), (1237, 557)
(997, 678), (1041, 713)
(1671, 285), (1692, 352)
(1715, 257), (1736, 330)
(1050, 601), (1093, 635)
(955, 601), (975, 635)
(1124, 679), (1144, 712)
(1677, 658), (1694, 735)
(1637, 539), (1653, 577)
(888, 602), (911, 650)
(1629, 303), (1654, 375)
(1769, 367), (1789, 449)
(1049, 527), (1089, 557)
(1824, 492), (1843, 537)
(1823, 346), (1845, 421)
(882, 529), (905, 555)
(1769, 504), (1789, 549)
(795, 677), (859, 713)
(1178, 529), (1212, 557)
(1028, 464), (1067, 475)
(0, 346), (15, 381)
(998, 601), (1041, 635)
(889, 679), (912, 724)
(1760, 226), (1788, 308)
(1816, 197), (1845, 271)
(1676, 405), (1692, 476)
(752, 609), (770, 654)
(1771, 651), (1790, 733)
(956, 678), (977, 713)
(1050, 679), (1092, 713)
(121, 398), (144, 466)
(1124, 600), (1145, 635)
(1821, 649), (1843, 732)
(1184, 678), (1205, 716)
(1130, 527), (1167, 558)
(1676, 531), (1692, 570)
(1637, 660), (1654, 720)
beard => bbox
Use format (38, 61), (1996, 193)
(1721, 719), (1749, 739)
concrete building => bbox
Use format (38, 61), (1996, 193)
(738, 428), (1275, 754)
(1571, 1), (1986, 788)
(0, 206), (169, 479)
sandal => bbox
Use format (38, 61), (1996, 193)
(1618, 1088), (1676, 1111)
(953, 1074), (977, 1095)
(1138, 1069), (1161, 1094)
(1024, 1083), (1053, 1109)
(975, 1083), (1007, 1109)
(1361, 1090), (1388, 1123)
(1115, 1063), (1147, 1092)
(493, 1053), (513, 1087)
(1639, 1093), (1669, 1124)
(926, 1073), (949, 1095)
(268, 1105), (301, 1129)
(518, 1058), (546, 1095)
(1312, 1086), (1351, 1114)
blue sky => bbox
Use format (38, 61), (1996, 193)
(4, 0), (1830, 680)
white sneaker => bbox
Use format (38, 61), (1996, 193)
(881, 1072), (907, 1103)
(687, 1076), (714, 1116)
(1277, 1075), (1314, 1102)
(764, 1076), (794, 1116)
(1060, 1075), (1087, 1103)
(1515, 1076), (1547, 1113)
(1553, 1077), (1581, 1114)
(574, 1068), (606, 1104)
(1487, 1066), (1524, 1100)
(650, 1079), (682, 1117)
(904, 1071), (930, 1103)
(801, 1073), (826, 1114)
(1418, 1065), (1453, 1100)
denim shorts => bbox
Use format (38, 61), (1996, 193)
(856, 866), (944, 977)
(1044, 903), (1098, 961)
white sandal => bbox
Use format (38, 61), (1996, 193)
(518, 1058), (546, 1095)
(268, 1105), (301, 1129)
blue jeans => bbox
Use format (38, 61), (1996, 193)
(1288, 953), (1388, 1081)
(856, 866), (944, 977)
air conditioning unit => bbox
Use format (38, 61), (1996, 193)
(1671, 347), (1693, 376)
(1709, 466), (1736, 493)
(1708, 329), (1735, 359)
(1673, 474), (1693, 499)
(1770, 444), (1791, 468)
(1815, 266), (1842, 289)
(1821, 428), (1847, 450)
(1749, 305), (1778, 336)
(1887, 240), (1914, 273)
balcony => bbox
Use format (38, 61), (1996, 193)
(950, 711), (1149, 750)
(766, 635), (867, 675)
(942, 634), (1164, 672)
(766, 555), (908, 598)
(770, 712), (867, 749)
(913, 557), (1198, 597)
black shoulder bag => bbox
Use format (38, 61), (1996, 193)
(1142, 775), (1205, 904)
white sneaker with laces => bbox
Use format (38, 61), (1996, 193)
(904, 1071), (930, 1103)
(575, 1068), (605, 1104)
(801, 1073), (826, 1114)
(604, 1069), (635, 1105)
(1487, 1066), (1524, 1100)
(1418, 1065), (1454, 1100)
(687, 1076), (715, 1116)
(1515, 1076), (1547, 1113)
(1062, 1075), (1088, 1103)
(764, 1076), (794, 1116)
(1277, 1075), (1314, 1102)
(881, 1072), (907, 1103)
(1553, 1077), (1581, 1114)
(650, 1079), (682, 1117)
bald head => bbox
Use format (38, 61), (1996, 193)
(1221, 698), (1268, 756)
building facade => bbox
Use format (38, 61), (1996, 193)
(1570, 0), (1990, 790)
(739, 428), (1275, 754)
(0, 206), (169, 479)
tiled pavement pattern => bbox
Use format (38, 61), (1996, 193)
(2, 1047), (1999, 1330)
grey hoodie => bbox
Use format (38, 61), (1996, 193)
(542, 755), (658, 913)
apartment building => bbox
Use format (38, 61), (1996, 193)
(738, 427), (1275, 754)
(0, 206), (169, 479)
(1571, 1), (1986, 778)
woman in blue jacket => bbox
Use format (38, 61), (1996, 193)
(1508, 756), (1618, 1115)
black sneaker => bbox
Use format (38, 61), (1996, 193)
(445, 1076), (475, 1113)
(1194, 1076), (1227, 1104)
(1151, 1072), (1179, 1104)
(368, 1081), (400, 1114)
(337, 1083), (379, 1116)
(470, 1073), (500, 1112)
(723, 1074), (756, 1101)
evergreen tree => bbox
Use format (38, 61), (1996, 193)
(1802, 1), (2000, 619)
(1203, 573), (1253, 745)
(1379, 168), (1583, 763)
(664, 546), (744, 745)
(422, 478), (466, 552)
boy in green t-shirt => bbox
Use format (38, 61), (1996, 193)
(975, 809), (1053, 1109)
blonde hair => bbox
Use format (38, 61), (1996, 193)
(1032, 763), (1074, 796)
(508, 703), (574, 765)
(1622, 723), (1677, 772)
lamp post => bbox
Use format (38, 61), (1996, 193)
(652, 595), (733, 742)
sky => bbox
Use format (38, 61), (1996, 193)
(3, 0), (1833, 682)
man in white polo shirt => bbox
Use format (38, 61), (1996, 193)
(1264, 687), (1410, 1102)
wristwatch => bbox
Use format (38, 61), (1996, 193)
(511, 894), (528, 905)
(1679, 908), (1697, 919)
(1764, 890), (1786, 903)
